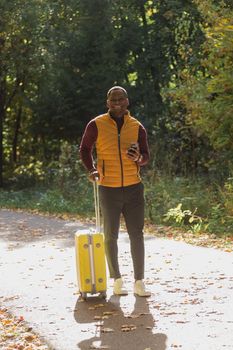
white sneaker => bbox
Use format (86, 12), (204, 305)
(113, 278), (128, 295)
(134, 280), (151, 297)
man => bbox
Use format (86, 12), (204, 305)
(79, 86), (151, 297)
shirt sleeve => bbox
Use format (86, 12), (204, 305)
(138, 124), (150, 166)
(79, 120), (98, 172)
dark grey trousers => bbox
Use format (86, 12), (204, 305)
(99, 182), (145, 280)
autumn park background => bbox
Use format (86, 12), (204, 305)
(0, 0), (232, 236)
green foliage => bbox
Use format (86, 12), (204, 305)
(0, 186), (93, 215)
(164, 203), (207, 234)
(36, 185), (93, 215)
(1, 140), (232, 235)
(166, 0), (233, 169)
(12, 160), (45, 186)
(1, 0), (209, 185)
(144, 174), (233, 235)
(197, 14), (233, 151)
(0, 0), (233, 236)
(206, 176), (233, 233)
(222, 177), (233, 216)
(0, 141), (95, 215)
(144, 175), (209, 222)
(1, 171), (232, 235)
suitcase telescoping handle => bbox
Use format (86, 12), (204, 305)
(93, 180), (100, 233)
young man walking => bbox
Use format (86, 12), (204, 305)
(79, 86), (151, 297)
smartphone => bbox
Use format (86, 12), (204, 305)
(127, 143), (138, 156)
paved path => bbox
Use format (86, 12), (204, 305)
(0, 209), (233, 350)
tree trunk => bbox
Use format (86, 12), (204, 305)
(12, 104), (22, 163)
(139, 1), (163, 107)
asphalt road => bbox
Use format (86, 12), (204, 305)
(0, 209), (233, 350)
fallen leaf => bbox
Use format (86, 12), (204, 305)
(126, 314), (140, 319)
(2, 319), (13, 326)
(101, 328), (114, 333)
(4, 332), (15, 338)
(94, 316), (102, 320)
(0, 307), (49, 349)
(24, 333), (35, 341)
(121, 324), (137, 332)
(103, 311), (115, 316)
(95, 304), (105, 308)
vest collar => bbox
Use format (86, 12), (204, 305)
(107, 110), (130, 121)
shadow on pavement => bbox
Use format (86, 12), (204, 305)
(0, 209), (90, 249)
(74, 294), (167, 350)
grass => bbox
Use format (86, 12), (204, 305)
(0, 178), (93, 216)
(147, 175), (233, 235)
(0, 175), (232, 236)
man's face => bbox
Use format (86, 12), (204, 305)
(107, 89), (129, 117)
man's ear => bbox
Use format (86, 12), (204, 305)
(106, 99), (110, 109)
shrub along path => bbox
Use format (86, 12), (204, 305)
(0, 208), (233, 350)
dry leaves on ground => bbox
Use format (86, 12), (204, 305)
(121, 324), (137, 332)
(6, 208), (233, 253)
(144, 223), (233, 252)
(0, 307), (50, 350)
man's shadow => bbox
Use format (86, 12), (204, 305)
(74, 294), (167, 350)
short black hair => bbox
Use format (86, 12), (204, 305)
(107, 86), (128, 98)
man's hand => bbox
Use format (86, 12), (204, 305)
(88, 169), (100, 182)
(126, 143), (141, 162)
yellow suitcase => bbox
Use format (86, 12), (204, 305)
(75, 182), (107, 300)
(75, 231), (107, 299)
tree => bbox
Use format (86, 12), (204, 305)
(168, 0), (233, 172)
(0, 0), (48, 186)
(2, 0), (231, 184)
(32, 0), (121, 142)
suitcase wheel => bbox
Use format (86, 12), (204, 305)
(99, 291), (107, 299)
(80, 292), (87, 301)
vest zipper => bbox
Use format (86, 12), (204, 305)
(102, 160), (105, 177)
(118, 133), (124, 187)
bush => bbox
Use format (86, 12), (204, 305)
(1, 140), (232, 236)
(144, 174), (233, 235)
